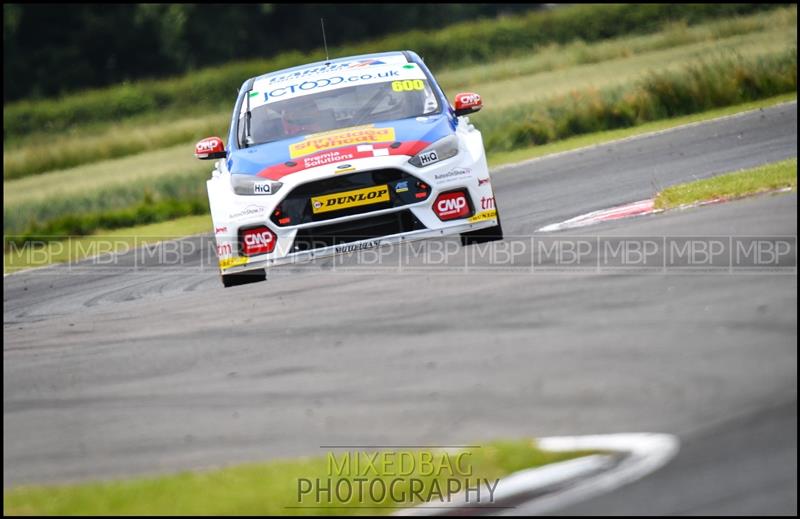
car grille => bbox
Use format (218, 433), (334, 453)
(291, 210), (427, 252)
(271, 169), (430, 227)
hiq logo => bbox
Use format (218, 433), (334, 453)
(253, 182), (272, 194)
(419, 151), (439, 166)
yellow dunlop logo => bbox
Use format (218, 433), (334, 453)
(311, 185), (390, 214)
(290, 126), (395, 158)
(467, 209), (497, 223)
(219, 256), (248, 270)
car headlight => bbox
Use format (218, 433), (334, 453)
(231, 174), (283, 196)
(408, 135), (459, 168)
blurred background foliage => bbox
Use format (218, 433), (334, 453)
(2, 3), (541, 102)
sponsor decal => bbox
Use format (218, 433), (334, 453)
(468, 209), (498, 223)
(304, 150), (356, 169)
(253, 181), (273, 194)
(215, 226), (228, 234)
(335, 165), (356, 174)
(391, 79), (424, 92)
(228, 205), (266, 220)
(335, 240), (381, 254)
(195, 137), (224, 158)
(242, 227), (276, 256)
(434, 167), (471, 184)
(251, 58), (424, 106)
(311, 185), (390, 214)
(219, 256), (248, 270)
(257, 140), (430, 181)
(435, 192), (470, 220)
(394, 180), (409, 193)
(289, 126), (396, 159)
(216, 243), (232, 257)
(458, 93), (481, 106)
(261, 71), (403, 103)
(480, 196), (495, 210)
(418, 150), (439, 166)
(478, 177), (490, 186)
(265, 56), (406, 85)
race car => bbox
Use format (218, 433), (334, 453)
(195, 50), (502, 287)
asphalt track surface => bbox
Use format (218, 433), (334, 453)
(4, 102), (797, 513)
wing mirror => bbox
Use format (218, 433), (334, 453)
(454, 92), (482, 117)
(195, 136), (226, 160)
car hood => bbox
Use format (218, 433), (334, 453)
(227, 113), (455, 181)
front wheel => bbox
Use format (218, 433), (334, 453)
(221, 268), (267, 288)
(460, 211), (503, 246)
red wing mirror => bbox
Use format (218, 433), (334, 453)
(454, 92), (482, 117)
(195, 137), (226, 160)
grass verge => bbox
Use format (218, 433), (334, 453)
(487, 93), (797, 167)
(654, 158), (797, 209)
(476, 47), (796, 153)
(2, 440), (595, 515)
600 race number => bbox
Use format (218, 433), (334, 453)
(391, 79), (424, 92)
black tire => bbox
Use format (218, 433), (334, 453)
(460, 211), (503, 246)
(221, 268), (267, 288)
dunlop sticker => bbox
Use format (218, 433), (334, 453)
(311, 185), (390, 214)
(467, 209), (498, 223)
(219, 256), (249, 270)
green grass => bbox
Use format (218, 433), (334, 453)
(486, 93), (797, 167)
(654, 158), (798, 210)
(4, 6), (795, 180)
(3, 112), (229, 181)
(439, 6), (797, 91)
(3, 142), (206, 207)
(476, 47), (796, 153)
(2, 439), (595, 515)
(462, 24), (796, 112)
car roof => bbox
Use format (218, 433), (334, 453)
(251, 51), (411, 83)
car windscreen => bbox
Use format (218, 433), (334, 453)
(239, 79), (440, 147)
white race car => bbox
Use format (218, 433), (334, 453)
(195, 50), (502, 287)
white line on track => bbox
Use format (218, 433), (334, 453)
(537, 199), (660, 232)
(393, 432), (680, 516)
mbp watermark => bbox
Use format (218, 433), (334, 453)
(4, 234), (796, 275)
(292, 447), (501, 510)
